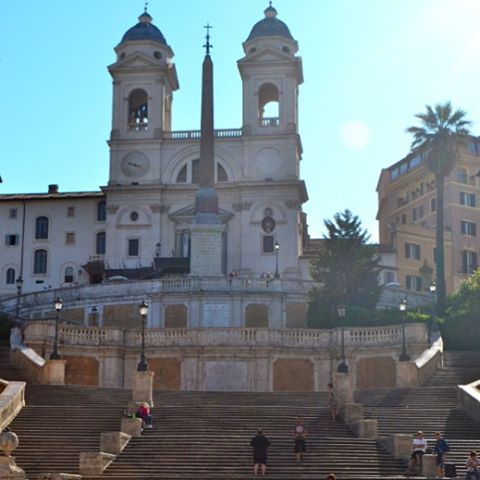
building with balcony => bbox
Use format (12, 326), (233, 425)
(377, 137), (480, 294)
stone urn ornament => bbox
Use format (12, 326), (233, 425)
(0, 428), (27, 478)
(0, 429), (19, 457)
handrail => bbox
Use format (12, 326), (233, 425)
(0, 380), (25, 431)
(24, 322), (428, 350)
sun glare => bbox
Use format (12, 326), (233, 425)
(340, 121), (371, 151)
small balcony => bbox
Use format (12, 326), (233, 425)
(260, 117), (279, 127)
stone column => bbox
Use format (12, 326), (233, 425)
(355, 419), (378, 439)
(333, 372), (354, 404)
(397, 361), (418, 387)
(422, 454), (437, 477)
(190, 223), (225, 276)
(42, 359), (66, 385)
(132, 370), (154, 407)
(342, 403), (363, 423)
(391, 433), (412, 460)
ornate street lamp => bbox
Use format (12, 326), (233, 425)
(274, 241), (280, 279)
(429, 281), (438, 333)
(50, 297), (63, 360)
(336, 305), (349, 373)
(15, 276), (23, 318)
(137, 300), (149, 372)
(399, 298), (410, 361)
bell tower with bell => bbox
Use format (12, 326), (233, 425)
(107, 7), (179, 185)
(238, 2), (303, 137)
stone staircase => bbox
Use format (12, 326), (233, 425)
(2, 347), (480, 479)
(356, 350), (480, 479)
(89, 391), (405, 479)
(1, 343), (131, 478)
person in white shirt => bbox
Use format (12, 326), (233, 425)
(408, 430), (427, 471)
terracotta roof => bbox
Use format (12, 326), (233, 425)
(0, 191), (104, 201)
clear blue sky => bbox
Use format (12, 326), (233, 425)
(1, 0), (480, 242)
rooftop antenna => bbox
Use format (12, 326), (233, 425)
(203, 23), (213, 56)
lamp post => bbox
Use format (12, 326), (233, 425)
(15, 276), (23, 318)
(399, 298), (410, 361)
(90, 306), (98, 327)
(274, 241), (280, 279)
(429, 281), (438, 334)
(50, 297), (63, 360)
(137, 300), (149, 372)
(336, 305), (349, 373)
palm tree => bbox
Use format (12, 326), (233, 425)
(406, 102), (471, 316)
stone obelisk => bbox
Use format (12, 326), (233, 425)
(190, 26), (225, 276)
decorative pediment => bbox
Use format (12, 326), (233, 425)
(109, 52), (163, 70)
(169, 204), (233, 224)
(239, 47), (293, 64)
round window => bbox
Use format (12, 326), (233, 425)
(130, 211), (139, 222)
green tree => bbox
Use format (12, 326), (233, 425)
(442, 269), (480, 350)
(406, 102), (471, 317)
(308, 210), (382, 327)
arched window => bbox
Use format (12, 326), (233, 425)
(64, 266), (74, 283)
(96, 232), (106, 255)
(181, 232), (190, 257)
(217, 164), (228, 182)
(175, 160), (228, 184)
(128, 89), (148, 130)
(97, 200), (106, 222)
(35, 216), (49, 240)
(34, 249), (48, 274)
(6, 268), (15, 285)
(176, 165), (187, 183)
(258, 83), (279, 126)
(192, 159), (200, 184)
(175, 231), (191, 258)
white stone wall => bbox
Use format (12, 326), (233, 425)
(0, 196), (105, 296)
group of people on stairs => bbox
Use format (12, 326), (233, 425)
(249, 384), (340, 476)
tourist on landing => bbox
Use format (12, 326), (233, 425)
(294, 417), (308, 464)
(434, 431), (450, 477)
(135, 402), (153, 429)
(250, 429), (270, 475)
(327, 383), (338, 421)
(408, 430), (427, 472)
(465, 450), (480, 480)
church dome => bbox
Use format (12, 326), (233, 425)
(246, 4), (294, 42)
(121, 12), (167, 45)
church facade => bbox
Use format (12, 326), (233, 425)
(0, 6), (312, 329)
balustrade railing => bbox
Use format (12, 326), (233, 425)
(24, 323), (427, 350)
(260, 117), (279, 127)
(1, 276), (299, 312)
(162, 128), (242, 140)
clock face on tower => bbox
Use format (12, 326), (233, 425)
(121, 151), (150, 178)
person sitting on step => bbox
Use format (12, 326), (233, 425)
(408, 430), (427, 473)
(135, 402), (153, 429)
(326, 474), (336, 480)
(465, 450), (480, 480)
